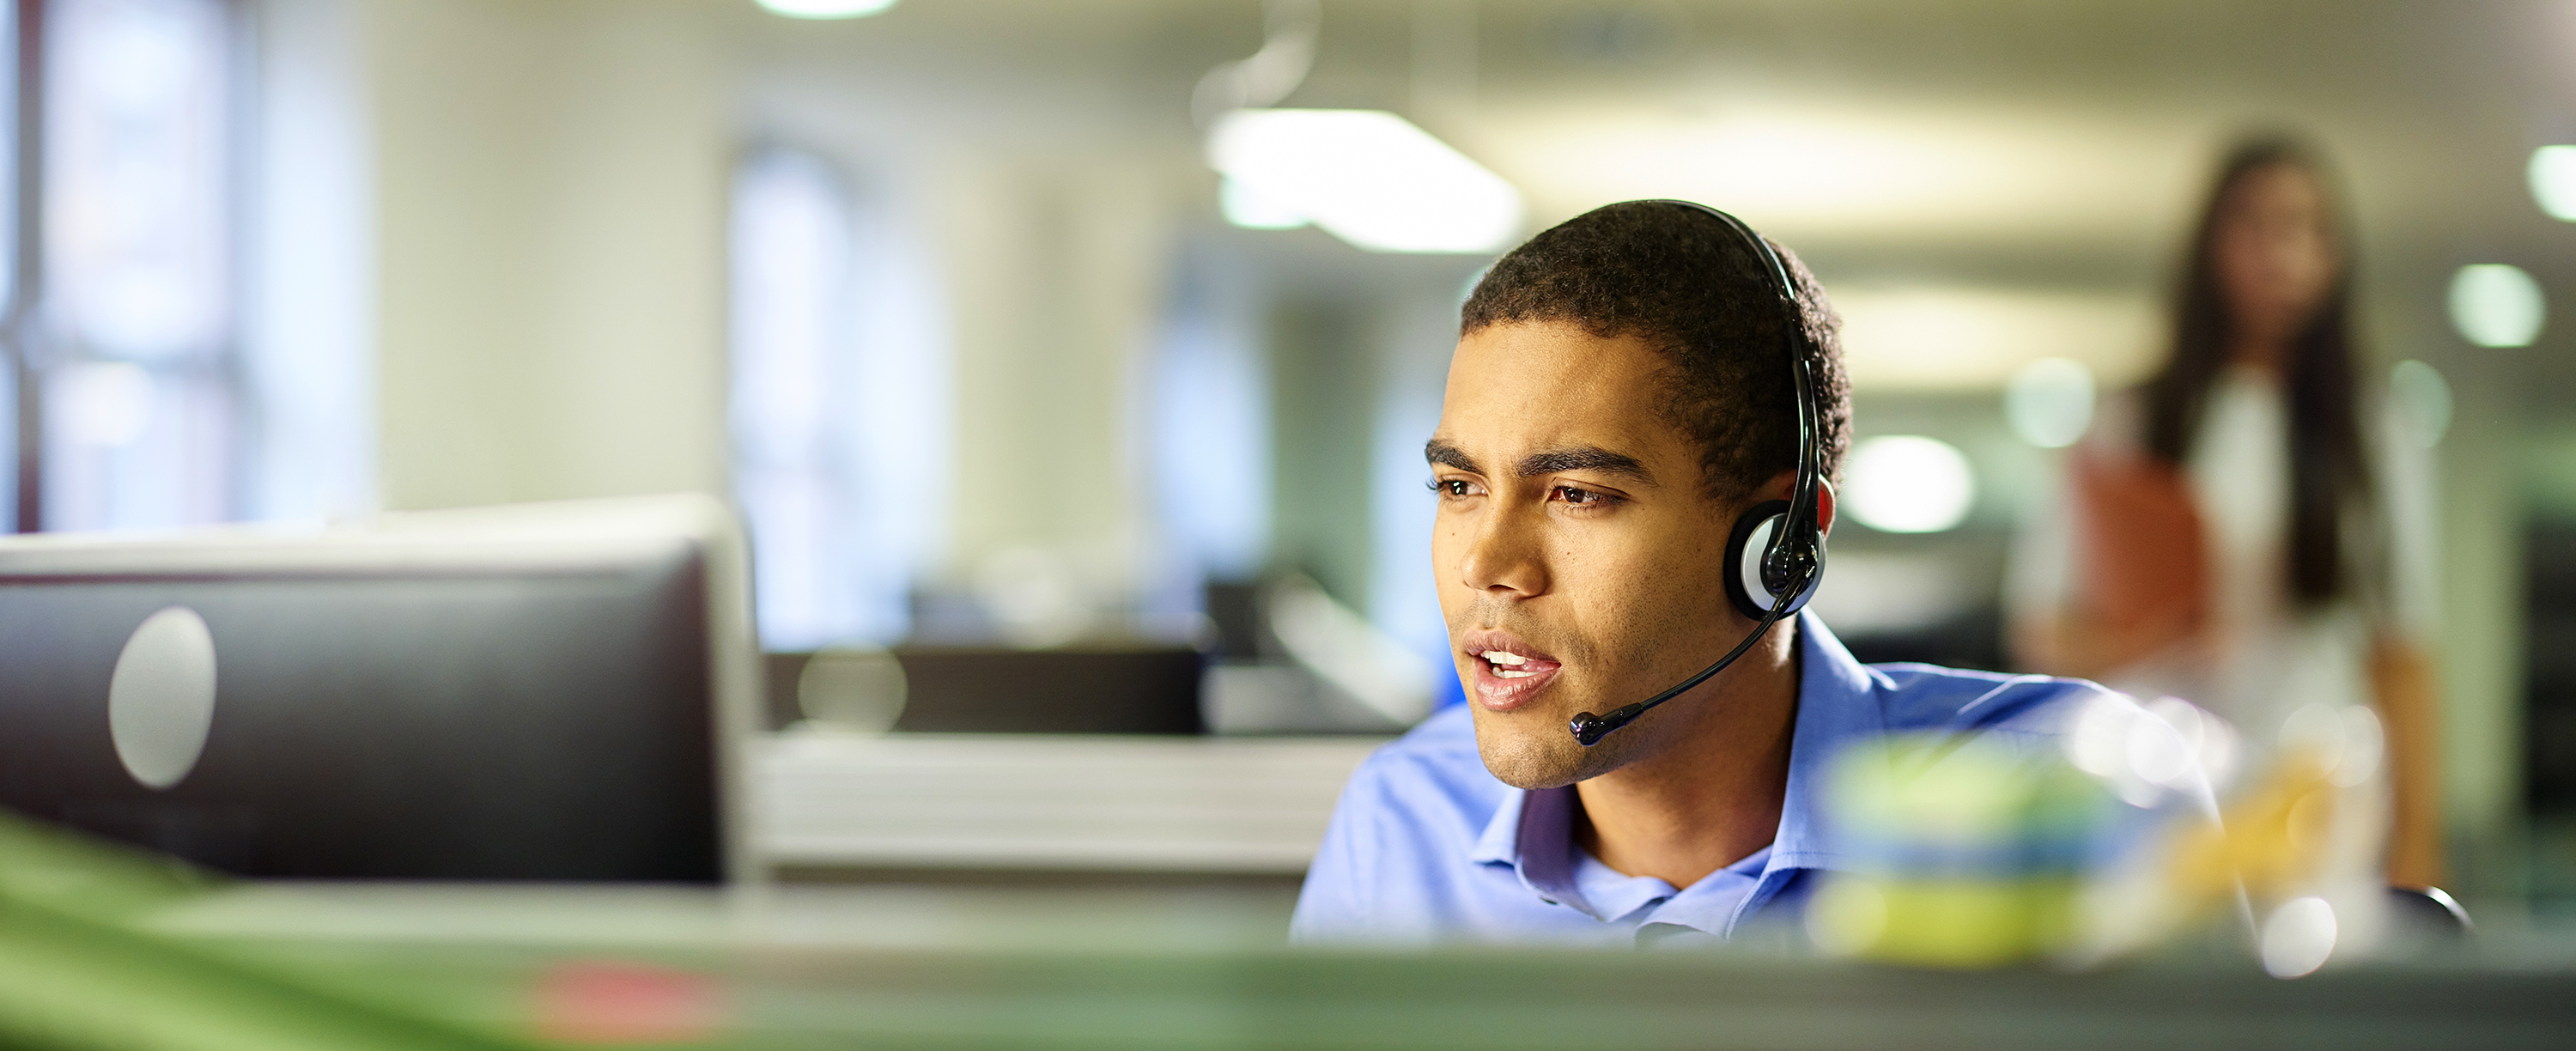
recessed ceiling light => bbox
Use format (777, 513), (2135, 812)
(756, 0), (896, 20)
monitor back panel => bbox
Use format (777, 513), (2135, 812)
(0, 559), (720, 881)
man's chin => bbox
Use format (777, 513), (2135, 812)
(1473, 713), (1635, 790)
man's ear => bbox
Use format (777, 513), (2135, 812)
(1749, 469), (1833, 538)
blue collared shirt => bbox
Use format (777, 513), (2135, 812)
(1289, 612), (2107, 947)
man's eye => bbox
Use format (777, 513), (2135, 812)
(1552, 485), (1614, 507)
(1428, 477), (1480, 498)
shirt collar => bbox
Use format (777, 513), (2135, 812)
(1468, 782), (1594, 914)
(1633, 843), (1772, 938)
(1468, 611), (1887, 926)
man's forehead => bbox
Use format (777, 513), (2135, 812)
(1436, 321), (1681, 463)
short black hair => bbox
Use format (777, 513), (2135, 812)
(1460, 201), (1850, 507)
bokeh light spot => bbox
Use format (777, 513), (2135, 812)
(2260, 896), (2338, 979)
(1844, 435), (1975, 533)
(2388, 359), (2451, 449)
(2530, 145), (2576, 222)
(2003, 356), (2095, 448)
(2447, 264), (2545, 348)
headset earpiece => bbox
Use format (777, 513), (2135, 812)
(1722, 499), (1825, 622)
(1762, 515), (1823, 599)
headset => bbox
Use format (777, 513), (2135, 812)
(1567, 202), (1829, 747)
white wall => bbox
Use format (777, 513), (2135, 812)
(355, 0), (1194, 609)
(926, 156), (1180, 593)
(365, 0), (727, 511)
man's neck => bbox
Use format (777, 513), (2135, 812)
(1569, 623), (1801, 889)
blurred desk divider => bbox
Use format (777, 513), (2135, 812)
(750, 732), (1382, 878)
(765, 647), (1208, 734)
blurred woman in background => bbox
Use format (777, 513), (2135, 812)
(2009, 137), (2443, 889)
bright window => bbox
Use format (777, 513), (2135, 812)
(729, 149), (947, 649)
(39, 0), (239, 531)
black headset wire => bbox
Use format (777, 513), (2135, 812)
(1567, 203), (1824, 747)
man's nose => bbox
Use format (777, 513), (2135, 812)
(1457, 497), (1548, 598)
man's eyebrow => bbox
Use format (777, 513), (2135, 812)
(1424, 440), (1479, 473)
(1516, 446), (1656, 485)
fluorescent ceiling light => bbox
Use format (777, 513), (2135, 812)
(2531, 145), (2576, 222)
(1219, 176), (1309, 230)
(1208, 109), (1522, 253)
(2448, 264), (2545, 348)
(1831, 285), (2156, 391)
(1486, 105), (2202, 246)
(756, 0), (896, 19)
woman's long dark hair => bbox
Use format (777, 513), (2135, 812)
(2141, 137), (2371, 608)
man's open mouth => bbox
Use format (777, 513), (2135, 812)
(1461, 631), (1564, 711)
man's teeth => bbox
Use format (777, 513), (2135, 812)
(1481, 650), (1540, 679)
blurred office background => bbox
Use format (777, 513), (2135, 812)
(4, 0), (2573, 905)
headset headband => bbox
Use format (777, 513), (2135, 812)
(1656, 201), (1823, 574)
(1567, 201), (1827, 747)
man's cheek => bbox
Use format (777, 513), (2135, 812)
(1429, 532), (1463, 598)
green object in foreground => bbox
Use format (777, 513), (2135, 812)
(0, 811), (540, 1051)
(8, 808), (2576, 1050)
(1814, 732), (2109, 967)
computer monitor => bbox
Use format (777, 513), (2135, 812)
(0, 495), (761, 884)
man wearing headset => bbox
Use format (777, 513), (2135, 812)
(1290, 201), (2110, 945)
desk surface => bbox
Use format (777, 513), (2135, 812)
(750, 732), (1386, 876)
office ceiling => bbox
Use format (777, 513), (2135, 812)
(714, 0), (2576, 403)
